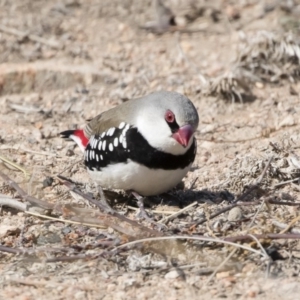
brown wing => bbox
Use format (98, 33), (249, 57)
(83, 99), (138, 138)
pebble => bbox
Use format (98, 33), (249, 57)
(43, 176), (54, 187)
(228, 207), (243, 221)
(164, 270), (179, 279)
(36, 232), (61, 245)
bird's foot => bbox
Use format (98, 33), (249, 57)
(132, 191), (166, 230)
(96, 185), (114, 214)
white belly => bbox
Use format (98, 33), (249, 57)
(87, 159), (191, 196)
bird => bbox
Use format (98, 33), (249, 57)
(142, 0), (176, 33)
(60, 91), (199, 217)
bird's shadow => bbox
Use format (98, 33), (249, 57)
(104, 188), (235, 209)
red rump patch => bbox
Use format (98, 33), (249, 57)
(74, 129), (89, 148)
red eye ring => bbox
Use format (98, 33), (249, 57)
(165, 110), (175, 123)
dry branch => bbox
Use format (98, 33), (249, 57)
(224, 233), (300, 243)
(0, 170), (53, 209)
(206, 31), (300, 101)
(58, 176), (163, 238)
(0, 245), (24, 255)
(193, 156), (273, 226)
(0, 24), (62, 49)
(0, 195), (27, 211)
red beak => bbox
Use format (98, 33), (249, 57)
(172, 124), (194, 148)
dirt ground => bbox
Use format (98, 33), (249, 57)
(1, 0), (300, 299)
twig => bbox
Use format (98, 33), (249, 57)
(273, 177), (300, 188)
(0, 24), (62, 49)
(2, 233), (300, 263)
(192, 156), (274, 226)
(44, 254), (97, 263)
(0, 244), (103, 262)
(57, 176), (162, 237)
(158, 201), (197, 224)
(267, 199), (300, 206)
(272, 220), (300, 234)
(248, 199), (266, 229)
(10, 279), (46, 287)
(0, 170), (53, 209)
(193, 203), (237, 227)
(25, 210), (107, 229)
(205, 249), (237, 284)
(0, 145), (56, 158)
(0, 154), (30, 179)
(0, 196), (27, 211)
(224, 233), (300, 243)
(191, 198), (300, 229)
(248, 234), (269, 258)
(0, 245), (24, 254)
(256, 156), (273, 185)
(236, 156), (273, 203)
(248, 233), (272, 279)
(115, 235), (266, 258)
(20, 147), (57, 157)
(8, 103), (42, 114)
(189, 177), (199, 190)
(232, 199), (300, 207)
(127, 205), (177, 215)
(279, 215), (300, 234)
(291, 183), (300, 191)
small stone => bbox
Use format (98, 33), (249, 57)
(66, 149), (75, 156)
(255, 82), (264, 88)
(43, 176), (54, 187)
(101, 270), (109, 279)
(37, 232), (61, 245)
(228, 207), (243, 221)
(164, 270), (179, 279)
(62, 227), (72, 235)
(174, 16), (187, 27)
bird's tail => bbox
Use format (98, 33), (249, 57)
(60, 129), (89, 153)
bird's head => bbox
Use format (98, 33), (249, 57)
(135, 91), (199, 155)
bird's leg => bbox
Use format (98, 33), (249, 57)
(131, 191), (155, 222)
(94, 183), (114, 213)
(132, 191), (166, 230)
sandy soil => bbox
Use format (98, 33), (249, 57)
(1, 0), (300, 299)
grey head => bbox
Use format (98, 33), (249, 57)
(85, 91), (199, 155)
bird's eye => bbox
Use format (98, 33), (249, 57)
(165, 110), (175, 123)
